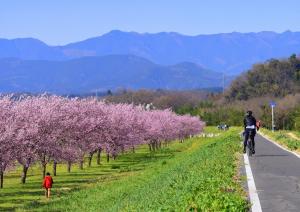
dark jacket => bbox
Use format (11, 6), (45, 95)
(243, 115), (257, 130)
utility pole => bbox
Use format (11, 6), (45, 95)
(271, 105), (274, 132)
(270, 101), (276, 132)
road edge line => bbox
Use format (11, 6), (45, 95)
(243, 153), (262, 212)
(259, 132), (300, 159)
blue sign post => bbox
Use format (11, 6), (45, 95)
(270, 101), (276, 107)
(270, 101), (276, 132)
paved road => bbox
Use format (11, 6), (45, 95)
(249, 134), (300, 212)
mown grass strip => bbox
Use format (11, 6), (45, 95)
(1, 145), (173, 211)
(19, 128), (248, 212)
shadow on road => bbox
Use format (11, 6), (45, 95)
(253, 154), (289, 157)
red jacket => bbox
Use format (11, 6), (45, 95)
(256, 120), (262, 131)
(43, 176), (53, 189)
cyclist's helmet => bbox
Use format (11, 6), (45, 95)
(246, 110), (252, 116)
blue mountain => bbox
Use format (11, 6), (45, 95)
(1, 31), (300, 74)
(0, 55), (228, 94)
(0, 38), (65, 60)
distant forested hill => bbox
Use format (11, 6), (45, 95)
(226, 54), (300, 100)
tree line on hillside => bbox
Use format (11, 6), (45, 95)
(105, 91), (300, 130)
(226, 54), (300, 100)
(176, 55), (300, 130)
(105, 89), (211, 111)
(176, 94), (300, 130)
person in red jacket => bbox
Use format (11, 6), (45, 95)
(256, 120), (262, 131)
(43, 172), (53, 198)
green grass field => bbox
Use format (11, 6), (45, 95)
(260, 128), (300, 153)
(1, 127), (248, 211)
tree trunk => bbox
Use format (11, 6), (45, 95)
(21, 165), (29, 184)
(148, 144), (152, 151)
(131, 146), (135, 153)
(0, 170), (3, 189)
(79, 160), (84, 170)
(155, 141), (159, 150)
(106, 152), (110, 162)
(88, 152), (94, 167)
(151, 142), (156, 151)
(67, 161), (72, 173)
(41, 154), (47, 178)
(42, 163), (47, 178)
(53, 161), (57, 176)
(97, 148), (101, 165)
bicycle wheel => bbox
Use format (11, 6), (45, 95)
(247, 139), (253, 157)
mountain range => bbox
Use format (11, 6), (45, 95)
(1, 30), (300, 74)
(1, 30), (300, 94)
(0, 55), (228, 94)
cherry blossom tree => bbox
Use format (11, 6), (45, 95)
(0, 95), (205, 185)
(0, 96), (15, 188)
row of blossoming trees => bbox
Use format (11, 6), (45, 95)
(0, 95), (204, 188)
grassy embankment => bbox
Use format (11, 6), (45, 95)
(260, 128), (300, 154)
(1, 127), (248, 211)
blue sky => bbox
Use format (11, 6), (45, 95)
(1, 0), (300, 45)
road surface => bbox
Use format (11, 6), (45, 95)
(248, 134), (300, 212)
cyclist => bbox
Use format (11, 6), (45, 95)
(243, 110), (258, 154)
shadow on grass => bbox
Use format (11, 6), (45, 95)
(0, 205), (17, 212)
(1, 146), (179, 211)
(0, 185), (84, 211)
(0, 190), (43, 198)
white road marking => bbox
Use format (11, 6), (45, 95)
(259, 132), (300, 159)
(244, 153), (262, 212)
